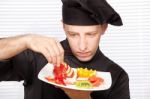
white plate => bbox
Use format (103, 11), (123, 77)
(38, 63), (112, 91)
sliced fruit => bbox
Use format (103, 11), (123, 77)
(52, 63), (75, 86)
(45, 76), (55, 83)
(77, 68), (96, 78)
(66, 66), (74, 78)
(88, 76), (104, 87)
(75, 80), (93, 88)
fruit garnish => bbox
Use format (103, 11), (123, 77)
(45, 63), (104, 88)
(75, 80), (93, 88)
(45, 76), (55, 83)
(88, 76), (104, 87)
(52, 63), (75, 85)
(77, 68), (96, 78)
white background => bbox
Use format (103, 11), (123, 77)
(0, 0), (150, 99)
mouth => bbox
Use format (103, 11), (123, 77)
(76, 52), (90, 57)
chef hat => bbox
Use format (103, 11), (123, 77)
(62, 0), (123, 26)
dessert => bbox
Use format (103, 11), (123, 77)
(45, 63), (104, 89)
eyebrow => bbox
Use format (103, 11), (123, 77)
(66, 30), (98, 34)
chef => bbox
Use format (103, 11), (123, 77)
(0, 0), (130, 99)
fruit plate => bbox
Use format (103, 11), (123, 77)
(38, 63), (112, 91)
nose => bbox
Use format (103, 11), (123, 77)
(79, 36), (87, 51)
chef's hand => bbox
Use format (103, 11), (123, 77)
(61, 88), (92, 99)
(25, 34), (64, 66)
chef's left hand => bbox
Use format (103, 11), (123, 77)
(61, 88), (92, 99)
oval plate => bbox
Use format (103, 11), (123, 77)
(38, 63), (112, 91)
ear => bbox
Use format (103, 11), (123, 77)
(101, 24), (108, 35)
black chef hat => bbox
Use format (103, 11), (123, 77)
(62, 0), (123, 26)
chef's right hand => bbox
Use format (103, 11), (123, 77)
(25, 34), (64, 66)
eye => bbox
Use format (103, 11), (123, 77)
(87, 33), (94, 36)
(68, 32), (78, 37)
(70, 34), (77, 36)
(87, 33), (97, 37)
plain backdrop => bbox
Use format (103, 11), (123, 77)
(0, 0), (150, 99)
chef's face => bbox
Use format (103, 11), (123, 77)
(63, 23), (107, 62)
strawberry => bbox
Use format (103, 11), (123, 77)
(53, 63), (74, 85)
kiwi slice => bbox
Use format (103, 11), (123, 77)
(75, 80), (93, 89)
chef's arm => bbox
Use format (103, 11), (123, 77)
(0, 35), (27, 60)
(0, 34), (64, 66)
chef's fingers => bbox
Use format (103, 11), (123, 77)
(55, 40), (64, 65)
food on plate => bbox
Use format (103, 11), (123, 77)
(75, 80), (93, 88)
(45, 76), (55, 83)
(77, 68), (96, 78)
(52, 63), (75, 85)
(88, 76), (104, 87)
(54, 63), (74, 78)
(45, 63), (104, 88)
